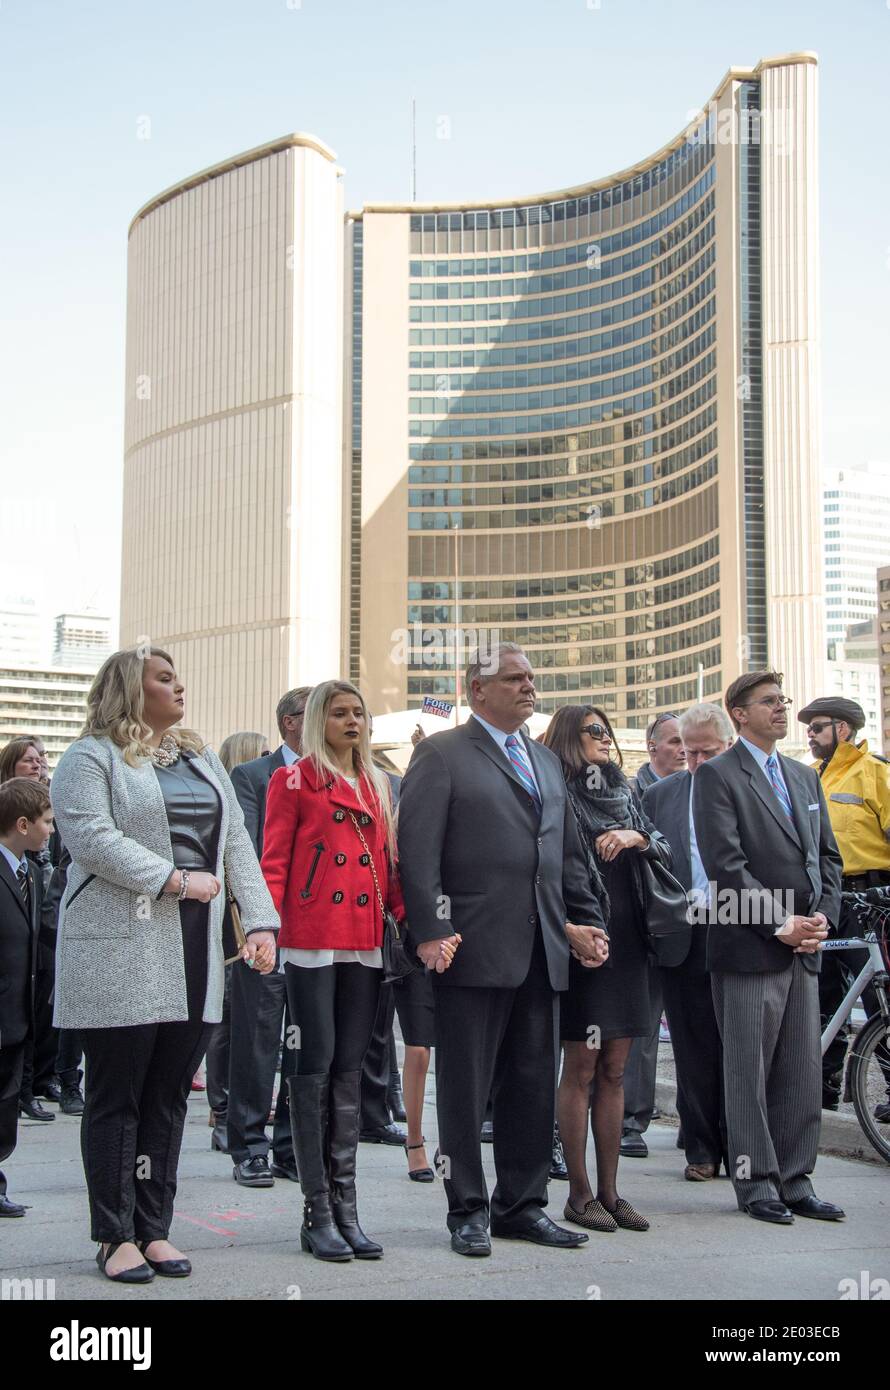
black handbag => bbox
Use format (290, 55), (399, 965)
(637, 854), (692, 967)
(348, 812), (416, 984)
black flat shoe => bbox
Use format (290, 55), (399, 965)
(137, 1241), (192, 1277)
(0, 1196), (28, 1217)
(785, 1195), (845, 1222)
(232, 1156), (274, 1187)
(744, 1199), (794, 1225)
(270, 1161), (300, 1182)
(405, 1139), (435, 1183)
(96, 1244), (154, 1283)
(491, 1213), (588, 1247)
(450, 1223), (491, 1257)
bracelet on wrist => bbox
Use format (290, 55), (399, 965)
(178, 870), (190, 901)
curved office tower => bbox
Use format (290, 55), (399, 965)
(351, 53), (824, 721)
(121, 134), (344, 744)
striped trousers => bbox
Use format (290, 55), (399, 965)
(711, 956), (821, 1207)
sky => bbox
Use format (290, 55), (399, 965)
(1, 0), (888, 637)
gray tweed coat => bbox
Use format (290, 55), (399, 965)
(50, 735), (278, 1029)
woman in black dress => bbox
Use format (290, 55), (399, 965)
(543, 705), (672, 1234)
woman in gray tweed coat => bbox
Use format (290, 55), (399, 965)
(51, 646), (278, 1283)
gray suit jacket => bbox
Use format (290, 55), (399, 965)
(397, 716), (605, 991)
(50, 736), (278, 1029)
(692, 742), (843, 975)
(642, 769), (708, 970)
(229, 746), (287, 857)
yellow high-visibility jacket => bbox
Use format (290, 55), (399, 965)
(815, 739), (890, 876)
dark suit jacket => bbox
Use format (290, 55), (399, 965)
(642, 769), (708, 970)
(0, 853), (42, 1047)
(692, 742), (843, 975)
(397, 716), (606, 991)
(229, 747), (287, 858)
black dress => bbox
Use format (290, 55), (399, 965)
(560, 842), (651, 1044)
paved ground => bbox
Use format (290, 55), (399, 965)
(3, 1073), (889, 1303)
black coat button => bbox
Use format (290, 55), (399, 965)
(332, 891), (344, 904)
(359, 813), (372, 825)
(528, 913), (537, 924)
(335, 853), (347, 866)
(357, 893), (369, 906)
(333, 810), (346, 823)
(359, 853), (370, 866)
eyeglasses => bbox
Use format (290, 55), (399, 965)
(806, 720), (834, 735)
(646, 711), (679, 741)
(580, 723), (610, 740)
(742, 695), (793, 710)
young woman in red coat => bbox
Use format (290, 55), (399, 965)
(261, 679), (410, 1262)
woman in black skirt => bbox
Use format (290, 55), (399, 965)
(543, 706), (672, 1234)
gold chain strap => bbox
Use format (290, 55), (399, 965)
(347, 812), (387, 917)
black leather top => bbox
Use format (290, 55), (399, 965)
(154, 757), (222, 871)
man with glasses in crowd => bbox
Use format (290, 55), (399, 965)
(692, 671), (844, 1225)
(621, 712), (687, 1157)
(797, 696), (890, 1118)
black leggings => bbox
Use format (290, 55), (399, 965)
(284, 961), (381, 1075)
(79, 901), (213, 1244)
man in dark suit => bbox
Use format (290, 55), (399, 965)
(398, 643), (609, 1256)
(692, 670), (844, 1225)
(0, 778), (55, 1216)
(225, 687), (311, 1186)
(642, 703), (733, 1181)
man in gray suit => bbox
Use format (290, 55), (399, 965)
(398, 643), (608, 1257)
(692, 670), (844, 1225)
(225, 687), (311, 1186)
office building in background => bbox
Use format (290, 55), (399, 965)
(120, 54), (825, 742)
(52, 611), (112, 671)
(823, 463), (890, 652)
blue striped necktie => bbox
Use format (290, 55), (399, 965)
(505, 734), (542, 811)
(765, 754), (794, 822)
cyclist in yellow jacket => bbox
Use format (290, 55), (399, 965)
(798, 697), (890, 1114)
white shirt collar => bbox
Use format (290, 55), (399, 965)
(0, 843), (26, 876)
(280, 744), (299, 767)
(739, 735), (778, 772)
(471, 712), (520, 752)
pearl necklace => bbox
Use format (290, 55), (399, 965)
(150, 733), (181, 767)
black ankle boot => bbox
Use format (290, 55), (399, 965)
(288, 1074), (352, 1262)
(387, 1074), (407, 1123)
(329, 1071), (383, 1259)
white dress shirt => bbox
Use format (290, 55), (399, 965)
(471, 713), (542, 799)
(0, 842), (27, 878)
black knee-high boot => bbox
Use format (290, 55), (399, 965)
(329, 1071), (383, 1259)
(288, 1073), (352, 1262)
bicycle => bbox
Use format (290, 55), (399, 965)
(821, 886), (890, 1163)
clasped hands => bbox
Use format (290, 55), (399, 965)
(566, 922), (609, 969)
(777, 911), (828, 954)
(416, 934), (463, 973)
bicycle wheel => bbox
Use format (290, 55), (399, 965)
(848, 1013), (890, 1164)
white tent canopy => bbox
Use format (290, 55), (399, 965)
(370, 706), (552, 748)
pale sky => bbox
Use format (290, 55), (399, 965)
(2, 0), (888, 639)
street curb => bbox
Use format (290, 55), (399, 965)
(653, 1079), (887, 1167)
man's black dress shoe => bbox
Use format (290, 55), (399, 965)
(450, 1223), (491, 1257)
(359, 1122), (406, 1145)
(785, 1195), (845, 1222)
(0, 1196), (28, 1217)
(492, 1213), (589, 1247)
(619, 1131), (647, 1158)
(549, 1126), (568, 1180)
(270, 1160), (300, 1182)
(19, 1097), (54, 1121)
(36, 1081), (62, 1104)
(744, 1199), (794, 1225)
(480, 1120), (494, 1144)
(60, 1084), (85, 1116)
(232, 1156), (274, 1187)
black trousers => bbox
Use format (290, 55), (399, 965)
(433, 932), (558, 1231)
(204, 963), (232, 1120)
(283, 961), (382, 1076)
(226, 955), (296, 1164)
(660, 964), (725, 1166)
(0, 1040), (27, 1197)
(56, 1029), (83, 1089)
(78, 901), (214, 1244)
(19, 964), (56, 1100)
(360, 983), (396, 1130)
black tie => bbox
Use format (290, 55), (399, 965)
(16, 863), (30, 916)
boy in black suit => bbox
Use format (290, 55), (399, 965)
(0, 777), (54, 1216)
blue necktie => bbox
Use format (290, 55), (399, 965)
(765, 754), (794, 822)
(505, 734), (542, 812)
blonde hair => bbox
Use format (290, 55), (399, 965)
(218, 730), (268, 773)
(81, 646), (205, 767)
(302, 680), (396, 858)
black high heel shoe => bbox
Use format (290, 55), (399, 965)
(136, 1240), (192, 1277)
(405, 1138), (435, 1183)
(96, 1243), (154, 1283)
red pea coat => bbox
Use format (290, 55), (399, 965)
(261, 757), (405, 951)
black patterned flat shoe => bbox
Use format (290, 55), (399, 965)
(605, 1197), (650, 1231)
(96, 1243), (154, 1283)
(563, 1198), (618, 1233)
